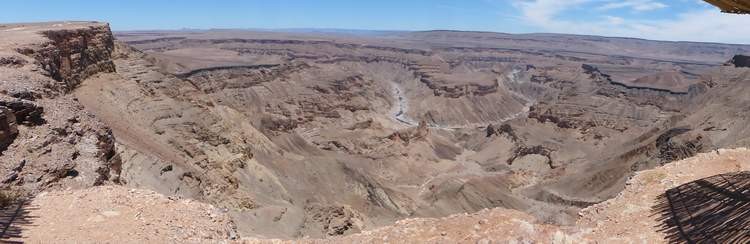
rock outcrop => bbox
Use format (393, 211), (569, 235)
(25, 24), (116, 91)
(387, 120), (429, 145)
(0, 100), (45, 125)
(485, 123), (519, 142)
(0, 107), (18, 152)
(0, 22), (121, 194)
(728, 54), (750, 68)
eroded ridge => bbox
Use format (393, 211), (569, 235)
(3, 22), (750, 241)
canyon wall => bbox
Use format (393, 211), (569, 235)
(0, 22), (120, 193)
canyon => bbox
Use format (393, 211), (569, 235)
(1, 21), (750, 242)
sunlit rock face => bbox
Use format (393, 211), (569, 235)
(5, 21), (750, 240)
(704, 0), (750, 14)
(0, 22), (120, 194)
(112, 28), (750, 238)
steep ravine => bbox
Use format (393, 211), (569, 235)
(4, 22), (750, 242)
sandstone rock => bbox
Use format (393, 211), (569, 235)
(305, 204), (365, 236)
(486, 123), (519, 142)
(0, 106), (18, 152)
(387, 120), (429, 145)
(260, 115), (298, 134)
(655, 128), (705, 163)
(8, 89), (40, 101)
(0, 100), (45, 125)
(508, 145), (554, 169)
(34, 24), (116, 90)
(0, 54), (27, 67)
(0, 22), (123, 196)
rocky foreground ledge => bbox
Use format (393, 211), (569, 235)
(10, 147), (739, 243)
(5, 148), (747, 242)
(2, 185), (237, 243)
(236, 148), (750, 243)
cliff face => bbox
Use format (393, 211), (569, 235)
(0, 22), (120, 193)
(19, 23), (116, 92)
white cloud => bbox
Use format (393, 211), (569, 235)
(513, 0), (599, 33)
(630, 10), (750, 44)
(604, 16), (625, 25)
(599, 0), (668, 12)
(512, 0), (750, 44)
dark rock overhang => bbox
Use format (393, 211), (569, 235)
(704, 0), (750, 14)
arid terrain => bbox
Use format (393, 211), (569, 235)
(1, 21), (750, 242)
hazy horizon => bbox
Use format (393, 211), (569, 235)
(2, 0), (750, 44)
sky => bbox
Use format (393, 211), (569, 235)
(2, 0), (749, 44)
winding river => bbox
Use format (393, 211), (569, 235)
(391, 83), (415, 126)
(389, 69), (534, 130)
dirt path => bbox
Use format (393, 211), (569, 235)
(3, 186), (237, 243)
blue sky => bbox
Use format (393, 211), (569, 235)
(2, 0), (749, 44)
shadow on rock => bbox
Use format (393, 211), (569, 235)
(652, 171), (750, 243)
(0, 197), (38, 243)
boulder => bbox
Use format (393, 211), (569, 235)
(0, 106), (18, 152)
(0, 100), (44, 125)
(729, 55), (750, 68)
